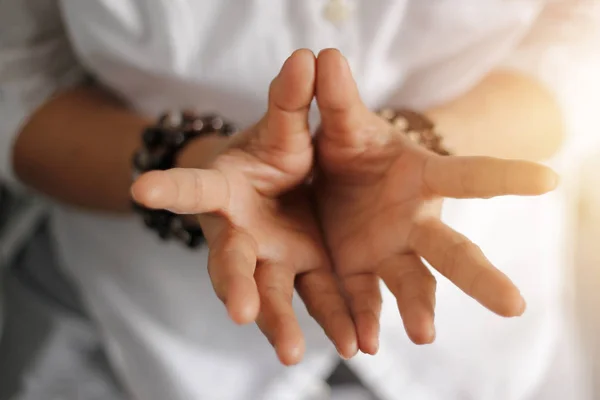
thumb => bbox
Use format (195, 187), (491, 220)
(254, 49), (316, 158)
(316, 49), (387, 149)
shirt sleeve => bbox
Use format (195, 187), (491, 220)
(500, 1), (600, 158)
(0, 0), (87, 191)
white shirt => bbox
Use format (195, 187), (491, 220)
(1, 1), (600, 399)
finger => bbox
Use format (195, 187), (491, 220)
(207, 227), (260, 325)
(131, 168), (230, 214)
(255, 264), (305, 366)
(296, 269), (358, 360)
(316, 48), (388, 149)
(379, 255), (436, 345)
(409, 218), (525, 317)
(423, 155), (559, 199)
(255, 49), (316, 157)
(341, 273), (382, 355)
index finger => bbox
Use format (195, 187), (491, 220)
(423, 155), (559, 199)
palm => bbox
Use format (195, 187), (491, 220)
(132, 50), (358, 365)
(202, 145), (321, 272)
(318, 140), (432, 274)
(314, 49), (558, 352)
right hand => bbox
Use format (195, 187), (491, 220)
(131, 49), (358, 365)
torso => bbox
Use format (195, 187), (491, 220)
(51, 1), (578, 399)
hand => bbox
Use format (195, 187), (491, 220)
(131, 50), (358, 365)
(313, 49), (558, 353)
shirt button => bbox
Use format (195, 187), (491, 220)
(323, 0), (352, 24)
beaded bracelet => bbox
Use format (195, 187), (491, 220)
(377, 108), (451, 156)
(132, 111), (237, 248)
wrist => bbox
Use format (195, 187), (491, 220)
(423, 107), (468, 156)
(131, 111), (238, 248)
(177, 134), (232, 170)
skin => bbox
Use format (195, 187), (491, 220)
(15, 47), (562, 365)
(133, 50), (358, 364)
(313, 49), (558, 353)
(132, 49), (558, 361)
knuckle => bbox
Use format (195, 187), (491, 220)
(468, 270), (486, 297)
(442, 239), (470, 280)
(459, 164), (477, 197)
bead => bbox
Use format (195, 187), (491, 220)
(142, 127), (164, 148)
(134, 112), (235, 249)
(379, 108), (396, 120)
(392, 117), (409, 131)
(407, 130), (420, 142)
(422, 130), (435, 140)
(171, 217), (183, 231)
(167, 131), (186, 148)
(186, 228), (205, 248)
(182, 110), (200, 123)
(190, 118), (206, 134)
(209, 116), (224, 131)
(133, 150), (151, 171)
(143, 214), (156, 228)
(221, 123), (237, 136)
(161, 111), (182, 128)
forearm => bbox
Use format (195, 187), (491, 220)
(13, 86), (227, 213)
(426, 69), (564, 161)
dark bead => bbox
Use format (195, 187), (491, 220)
(156, 152), (175, 170)
(171, 217), (183, 232)
(153, 211), (173, 239)
(158, 225), (171, 239)
(167, 131), (186, 148)
(182, 110), (200, 124)
(185, 226), (204, 248)
(143, 214), (156, 228)
(142, 127), (164, 148)
(221, 123), (237, 136)
(187, 232), (204, 248)
(133, 151), (150, 171)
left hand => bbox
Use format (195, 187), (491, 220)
(313, 49), (559, 353)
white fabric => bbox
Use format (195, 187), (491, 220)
(0, 0), (86, 191)
(1, 0), (599, 399)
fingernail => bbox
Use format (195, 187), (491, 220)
(518, 297), (527, 316)
(338, 340), (358, 360)
(371, 338), (380, 355)
(429, 325), (437, 343)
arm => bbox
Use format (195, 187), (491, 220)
(14, 87), (147, 213)
(13, 87), (227, 213)
(0, 0), (227, 213)
(427, 70), (563, 161)
(427, 1), (600, 161)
